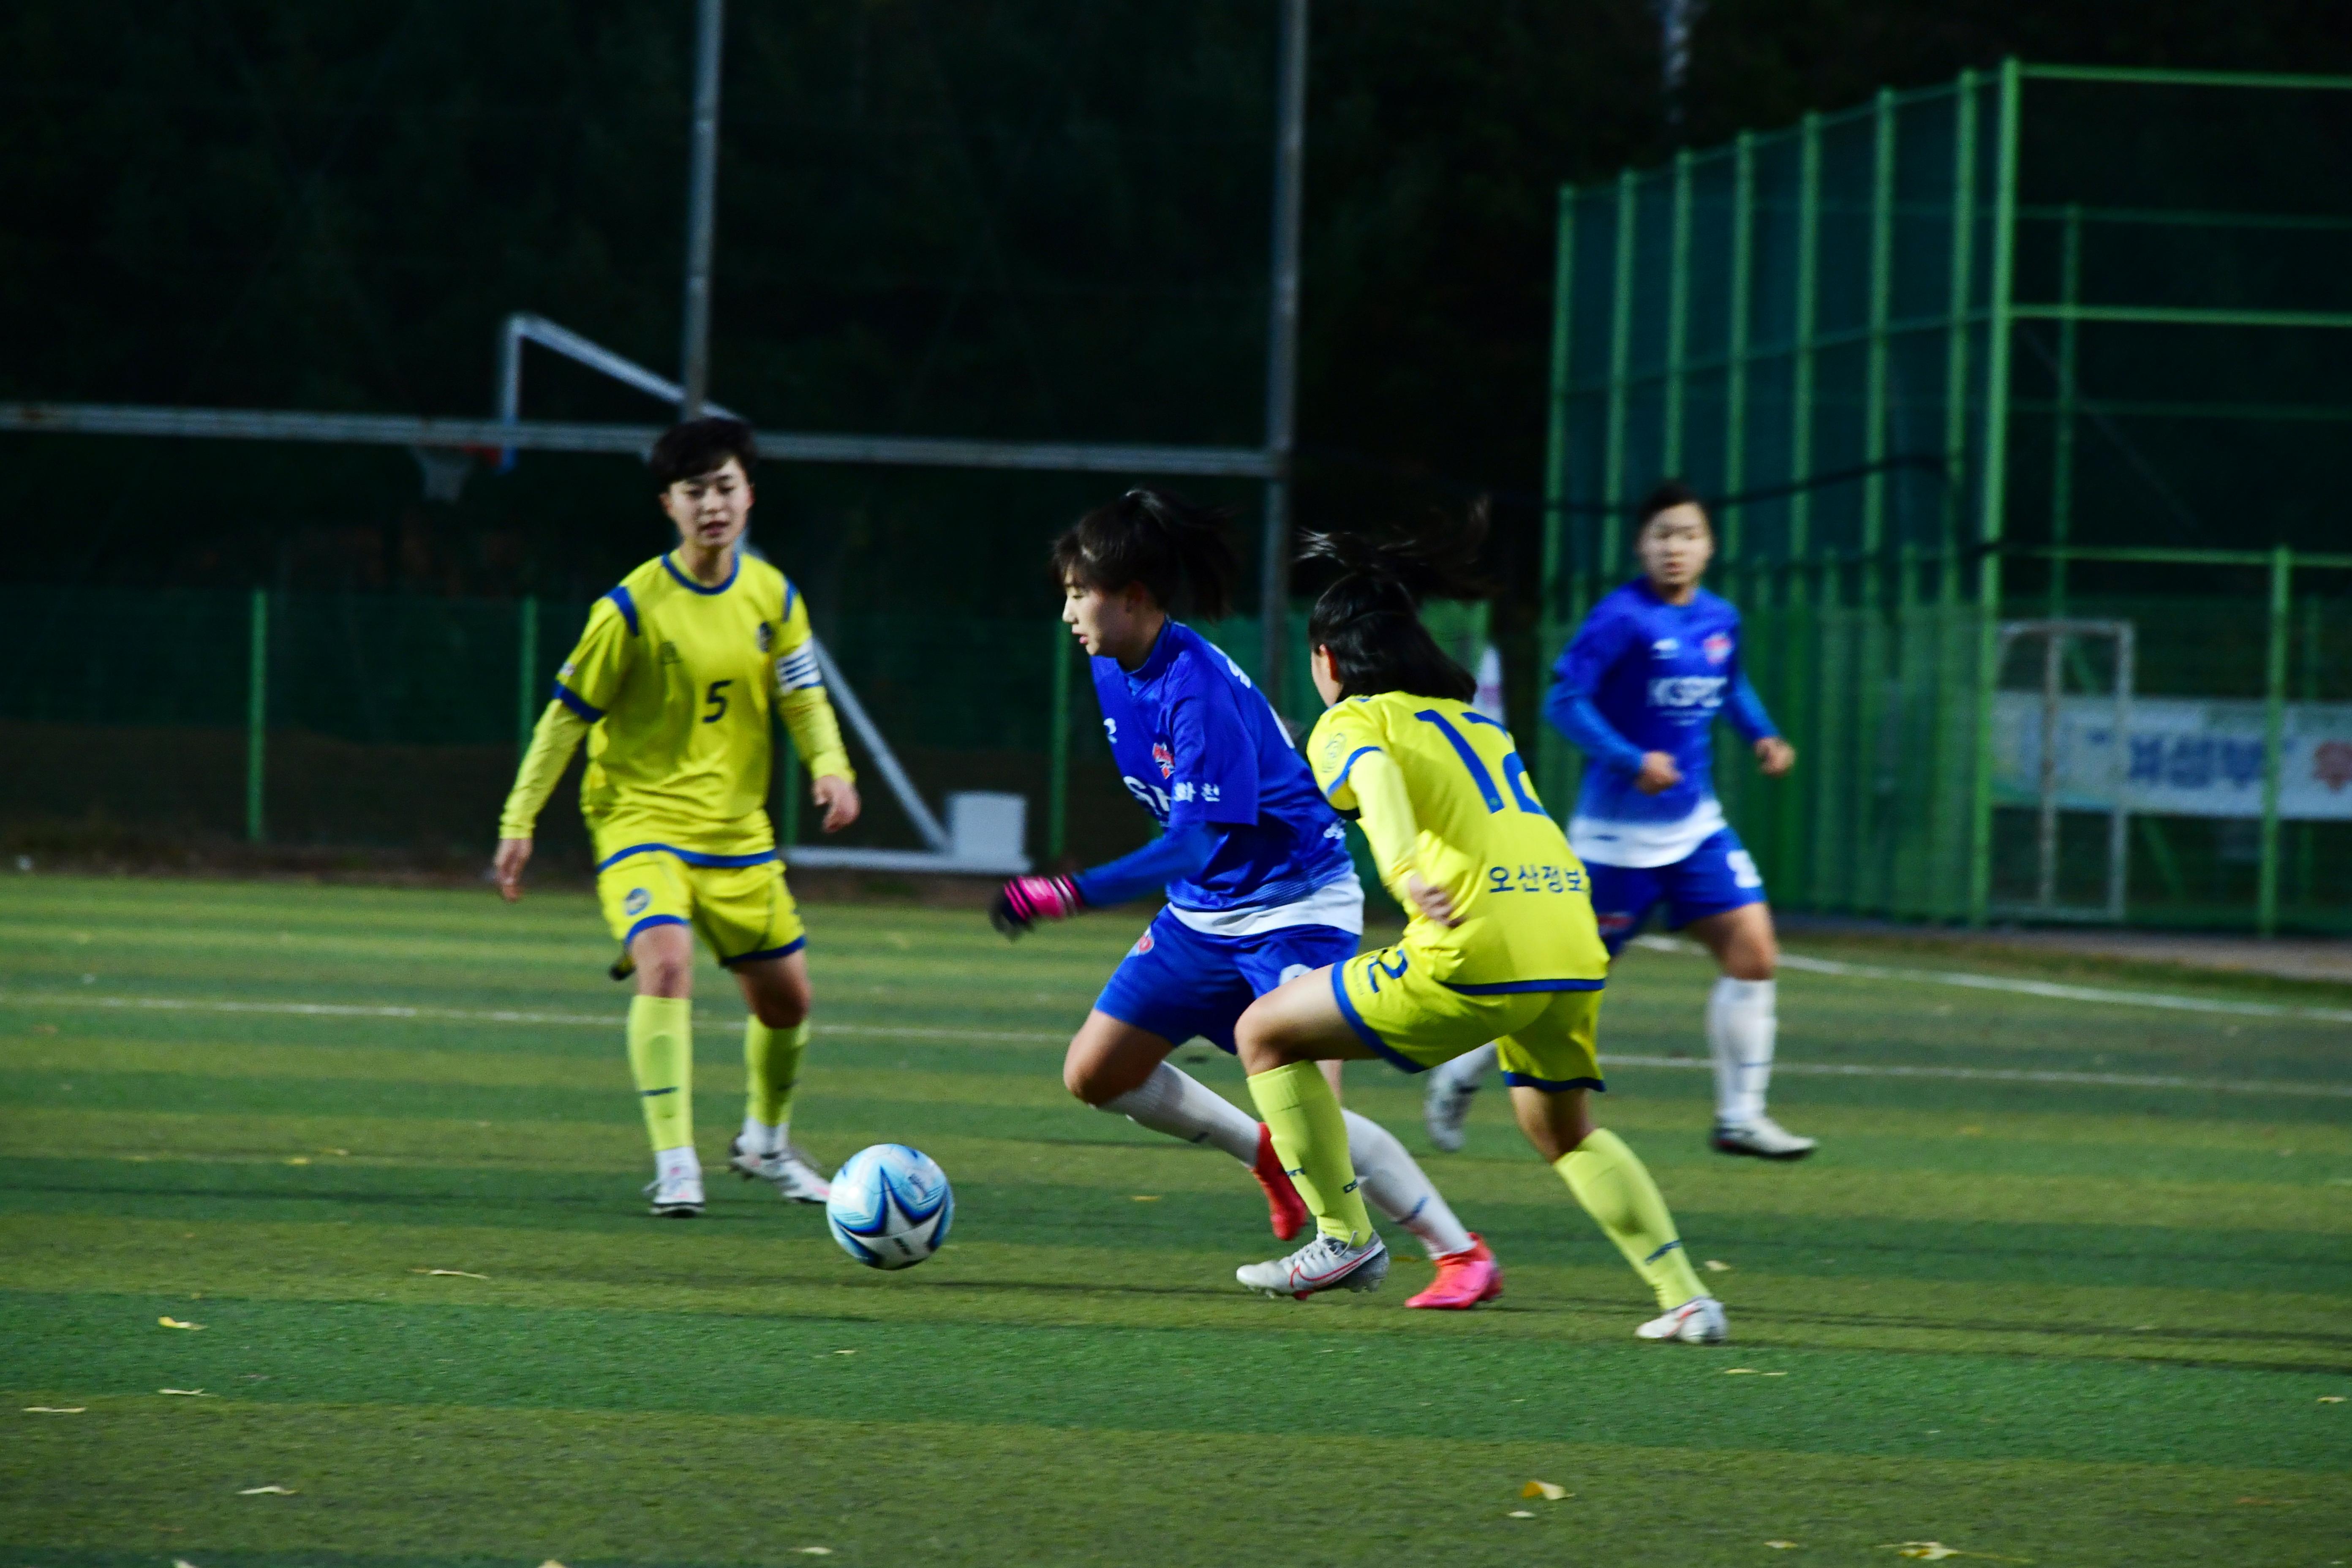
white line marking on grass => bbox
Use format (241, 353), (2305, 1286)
(1628, 934), (2352, 1024)
(0, 991), (1063, 1043)
(4, 989), (2348, 1098)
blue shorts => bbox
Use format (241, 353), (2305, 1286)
(1094, 907), (1361, 1053)
(1587, 825), (1766, 956)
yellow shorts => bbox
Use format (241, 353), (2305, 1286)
(1332, 942), (1604, 1091)
(595, 849), (805, 967)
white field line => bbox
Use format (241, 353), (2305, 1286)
(1627, 934), (2352, 1025)
(3, 988), (2349, 1100)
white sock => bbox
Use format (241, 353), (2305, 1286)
(656, 1145), (701, 1184)
(741, 1116), (781, 1155)
(1432, 1040), (1500, 1096)
(1102, 1062), (1261, 1165)
(1343, 1109), (1474, 1259)
(1707, 977), (1777, 1126)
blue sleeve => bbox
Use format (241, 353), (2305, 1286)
(1544, 610), (1646, 775)
(1724, 671), (1778, 743)
(1072, 821), (1219, 908)
(1164, 676), (1260, 829)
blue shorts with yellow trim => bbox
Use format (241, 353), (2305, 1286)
(1331, 942), (1604, 1092)
(594, 845), (805, 967)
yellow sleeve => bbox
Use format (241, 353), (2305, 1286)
(553, 595), (634, 718)
(1344, 749), (1422, 901)
(771, 583), (855, 783)
(497, 701), (591, 839)
(1308, 702), (1384, 812)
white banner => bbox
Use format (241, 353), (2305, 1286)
(1993, 693), (2352, 821)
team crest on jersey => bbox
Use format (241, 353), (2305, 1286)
(1152, 741), (1174, 779)
(1130, 930), (1155, 957)
(623, 887), (651, 917)
(757, 623), (773, 651)
(1652, 637), (1680, 656)
(1703, 632), (1732, 665)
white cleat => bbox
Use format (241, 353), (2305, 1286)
(644, 1171), (705, 1218)
(1636, 1294), (1729, 1344)
(1236, 1233), (1391, 1301)
(729, 1135), (831, 1203)
(1712, 1115), (1817, 1161)
(1422, 1069), (1480, 1154)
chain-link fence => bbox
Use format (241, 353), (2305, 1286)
(1542, 62), (2352, 934)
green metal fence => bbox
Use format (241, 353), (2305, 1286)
(0, 587), (1379, 878)
(1542, 62), (2352, 934)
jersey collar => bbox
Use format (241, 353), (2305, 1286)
(1124, 618), (1182, 689)
(662, 550), (740, 595)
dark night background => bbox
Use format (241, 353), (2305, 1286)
(4, 1), (2347, 623)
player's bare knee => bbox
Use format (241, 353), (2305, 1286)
(637, 958), (693, 998)
(752, 994), (808, 1029)
(1064, 1051), (1113, 1106)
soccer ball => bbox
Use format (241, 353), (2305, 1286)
(824, 1143), (953, 1270)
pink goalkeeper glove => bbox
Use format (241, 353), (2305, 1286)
(990, 875), (1084, 939)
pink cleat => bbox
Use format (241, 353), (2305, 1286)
(1252, 1123), (1310, 1241)
(1405, 1233), (1504, 1310)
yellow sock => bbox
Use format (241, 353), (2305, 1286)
(1555, 1127), (1707, 1309)
(1246, 1061), (1372, 1246)
(627, 996), (694, 1154)
(744, 1018), (808, 1131)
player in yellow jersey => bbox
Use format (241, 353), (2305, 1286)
(1229, 512), (1727, 1342)
(492, 418), (861, 1218)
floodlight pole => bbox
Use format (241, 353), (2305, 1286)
(679, 0), (727, 419)
(1259, 0), (1309, 707)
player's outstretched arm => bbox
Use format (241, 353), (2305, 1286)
(989, 822), (1218, 939)
(492, 700), (591, 901)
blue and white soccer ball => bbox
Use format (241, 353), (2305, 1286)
(824, 1143), (953, 1271)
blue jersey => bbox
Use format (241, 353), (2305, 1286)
(1546, 581), (1776, 869)
(1090, 621), (1355, 914)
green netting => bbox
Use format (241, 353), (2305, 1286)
(1541, 63), (2352, 934)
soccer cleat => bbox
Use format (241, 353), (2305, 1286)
(1251, 1122), (1311, 1241)
(728, 1135), (831, 1203)
(1422, 1066), (1481, 1153)
(1711, 1116), (1818, 1161)
(643, 1170), (705, 1218)
(1405, 1233), (1504, 1310)
(1636, 1294), (1729, 1344)
(1237, 1232), (1390, 1301)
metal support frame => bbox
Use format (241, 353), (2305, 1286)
(1600, 170), (1639, 573)
(245, 590), (267, 844)
(1966, 58), (2023, 926)
(1258, 0), (1310, 707)
(2258, 545), (2292, 936)
(1538, 183), (1577, 809)
(1661, 150), (1693, 474)
(1991, 617), (2133, 922)
(1721, 132), (1754, 561)
(2047, 204), (2082, 613)
(679, 0), (726, 417)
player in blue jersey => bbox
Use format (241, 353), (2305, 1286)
(1422, 481), (1816, 1160)
(991, 488), (1502, 1308)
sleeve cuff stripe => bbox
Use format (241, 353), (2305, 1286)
(551, 682), (604, 721)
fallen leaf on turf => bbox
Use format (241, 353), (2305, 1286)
(158, 1317), (203, 1330)
(1891, 1547), (1960, 1561)
(796, 1549), (833, 1556)
(1766, 1544), (1799, 1552)
(1507, 1510), (1536, 1519)
(174, 1559), (201, 1568)
(1704, 1259), (1731, 1272)
(237, 1486), (295, 1496)
(1724, 1367), (1760, 1375)
(832, 1349), (857, 1356)
(321, 1148), (350, 1156)
(285, 1157), (310, 1165)
(538, 1560), (566, 1567)
(1762, 1371), (1788, 1377)
(158, 1389), (212, 1396)
(412, 1269), (489, 1279)
(1522, 1480), (1568, 1500)
(1130, 1194), (1160, 1201)
(2319, 1396), (2344, 1404)
(24, 1406), (85, 1413)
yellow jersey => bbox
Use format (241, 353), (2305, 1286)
(1308, 691), (1607, 989)
(507, 550), (853, 863)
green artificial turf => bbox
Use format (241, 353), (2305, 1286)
(3, 874), (2348, 1566)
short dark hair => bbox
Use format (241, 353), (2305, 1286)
(651, 416), (757, 487)
(1299, 503), (1490, 704)
(1049, 488), (1239, 618)
(1636, 478), (1707, 531)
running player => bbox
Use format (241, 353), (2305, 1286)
(1228, 513), (1726, 1343)
(1421, 480), (1814, 1162)
(990, 488), (1500, 1309)
(493, 416), (860, 1217)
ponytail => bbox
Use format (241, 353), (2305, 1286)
(1300, 501), (1491, 702)
(1049, 488), (1240, 619)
